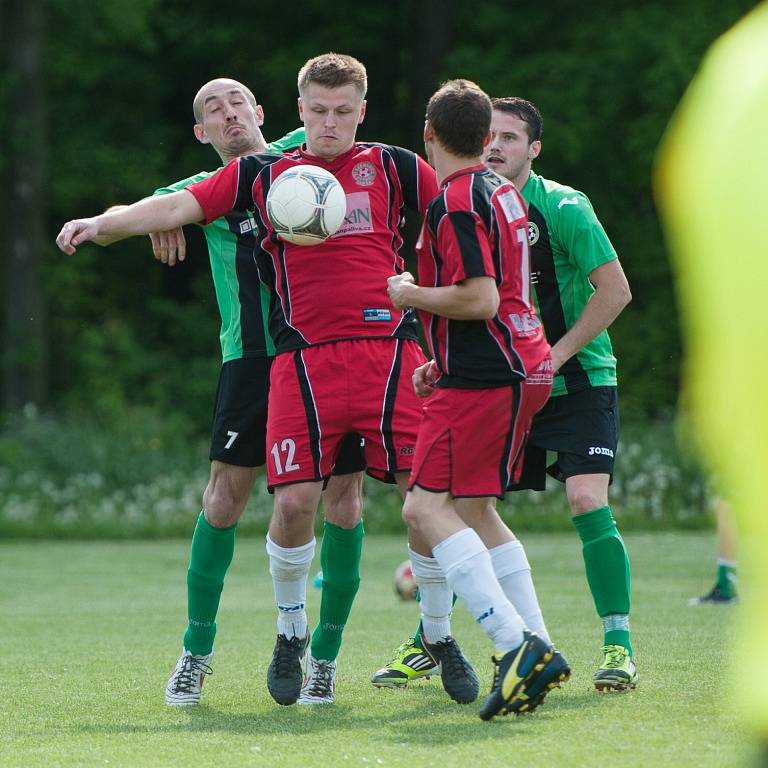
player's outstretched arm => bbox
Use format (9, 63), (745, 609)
(56, 190), (203, 255)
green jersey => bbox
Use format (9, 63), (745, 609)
(153, 127), (305, 362)
(521, 171), (618, 397)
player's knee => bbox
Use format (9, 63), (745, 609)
(324, 490), (362, 528)
(401, 496), (426, 532)
(568, 488), (606, 515)
(203, 483), (245, 528)
(273, 486), (317, 528)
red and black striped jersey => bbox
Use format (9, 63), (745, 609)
(416, 165), (550, 388)
(188, 143), (437, 353)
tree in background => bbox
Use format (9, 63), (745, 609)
(1, 0), (47, 410)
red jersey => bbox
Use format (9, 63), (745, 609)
(416, 165), (550, 387)
(188, 143), (437, 353)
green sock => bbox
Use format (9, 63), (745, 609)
(716, 559), (737, 597)
(572, 506), (633, 656)
(183, 511), (236, 656)
(311, 520), (364, 661)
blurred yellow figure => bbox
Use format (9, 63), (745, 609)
(655, 1), (768, 746)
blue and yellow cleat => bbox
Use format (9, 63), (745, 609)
(479, 631), (566, 720)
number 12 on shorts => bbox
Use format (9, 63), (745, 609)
(271, 438), (300, 474)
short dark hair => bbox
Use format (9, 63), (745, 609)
(426, 79), (492, 158)
(491, 97), (543, 143)
(298, 53), (367, 98)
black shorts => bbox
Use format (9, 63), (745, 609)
(210, 357), (366, 474)
(508, 386), (619, 491)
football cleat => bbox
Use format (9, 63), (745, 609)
(371, 636), (439, 688)
(165, 649), (213, 706)
(423, 636), (479, 704)
(298, 655), (336, 704)
(267, 633), (309, 705)
(593, 644), (639, 692)
(688, 584), (738, 605)
(515, 647), (571, 714)
(479, 630), (556, 720)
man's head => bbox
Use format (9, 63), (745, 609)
(193, 78), (266, 162)
(297, 53), (367, 161)
(424, 79), (492, 161)
(485, 97), (542, 187)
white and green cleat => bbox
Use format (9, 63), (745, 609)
(371, 636), (438, 688)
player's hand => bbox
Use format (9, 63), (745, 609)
(387, 271), (416, 309)
(56, 218), (99, 254)
(413, 359), (438, 398)
(149, 227), (187, 266)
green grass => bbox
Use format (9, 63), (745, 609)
(1, 533), (754, 767)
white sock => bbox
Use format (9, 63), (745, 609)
(489, 540), (551, 644)
(433, 528), (525, 653)
(265, 534), (315, 639)
(409, 548), (453, 644)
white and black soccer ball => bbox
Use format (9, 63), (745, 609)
(393, 560), (418, 601)
(266, 165), (347, 245)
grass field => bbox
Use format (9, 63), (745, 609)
(1, 533), (754, 767)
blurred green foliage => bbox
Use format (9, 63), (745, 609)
(0, 408), (711, 537)
(22, 0), (750, 427)
(0, 1), (756, 529)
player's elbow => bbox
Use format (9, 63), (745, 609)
(617, 280), (632, 311)
(476, 293), (500, 320)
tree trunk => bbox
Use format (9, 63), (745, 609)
(2, 0), (47, 410)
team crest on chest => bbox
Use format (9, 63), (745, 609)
(528, 221), (540, 246)
(352, 161), (376, 186)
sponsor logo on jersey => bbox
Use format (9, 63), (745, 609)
(588, 446), (615, 457)
(557, 196), (579, 209)
(528, 221), (540, 246)
(498, 189), (525, 222)
(398, 445), (414, 455)
(239, 217), (254, 234)
(363, 309), (392, 322)
(334, 192), (374, 237)
(509, 311), (542, 335)
(352, 161), (376, 186)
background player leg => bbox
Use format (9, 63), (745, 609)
(690, 497), (738, 604)
(568, 473), (637, 692)
(166, 461), (257, 706)
(300, 471), (365, 704)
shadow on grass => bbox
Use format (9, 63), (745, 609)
(69, 683), (599, 745)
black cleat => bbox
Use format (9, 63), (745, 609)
(479, 630), (560, 720)
(689, 584), (738, 605)
(267, 633), (309, 705)
(423, 636), (479, 704)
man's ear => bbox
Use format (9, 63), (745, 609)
(194, 124), (209, 145)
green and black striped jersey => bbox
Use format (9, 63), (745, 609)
(153, 127), (305, 362)
(521, 171), (618, 396)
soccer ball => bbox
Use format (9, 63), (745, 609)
(393, 560), (418, 601)
(266, 165), (347, 245)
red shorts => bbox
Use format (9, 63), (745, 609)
(266, 338), (426, 487)
(408, 362), (552, 498)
